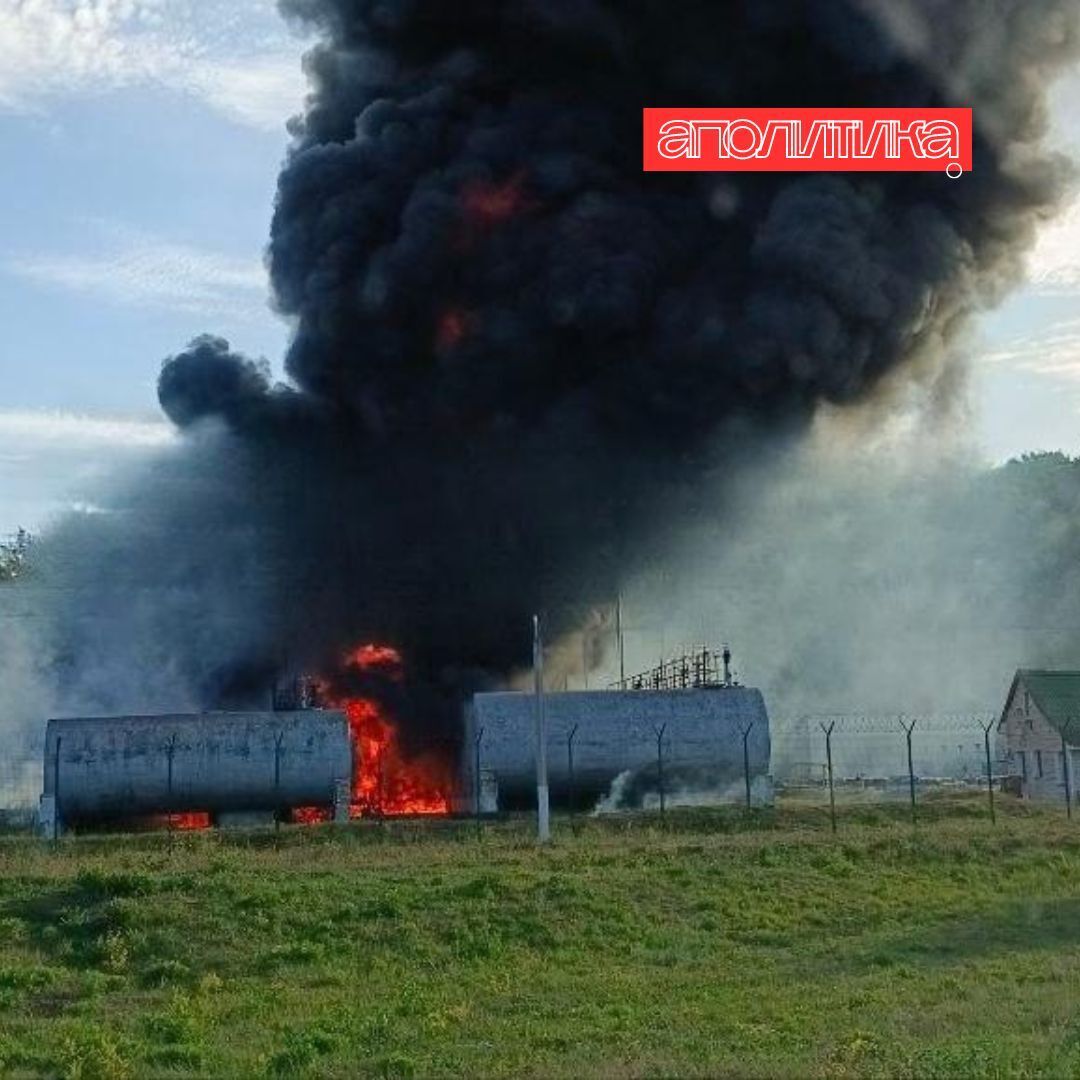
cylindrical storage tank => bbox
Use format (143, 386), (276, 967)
(43, 711), (351, 825)
(463, 688), (772, 811)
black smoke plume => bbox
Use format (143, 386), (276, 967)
(39, 1), (1080, 748)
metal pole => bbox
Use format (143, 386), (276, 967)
(981, 720), (996, 826)
(474, 727), (484, 838)
(655, 724), (667, 818)
(534, 614), (551, 843)
(901, 718), (917, 826)
(567, 724), (579, 823)
(616, 595), (625, 689)
(741, 723), (755, 810)
(274, 732), (284, 833)
(166, 734), (177, 837)
(821, 721), (837, 833)
(1062, 718), (1074, 820)
(53, 737), (62, 842)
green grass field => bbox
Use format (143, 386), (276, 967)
(2, 798), (1080, 1079)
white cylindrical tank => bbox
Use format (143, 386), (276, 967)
(43, 711), (352, 824)
(463, 687), (772, 811)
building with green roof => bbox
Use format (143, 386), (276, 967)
(999, 671), (1080, 802)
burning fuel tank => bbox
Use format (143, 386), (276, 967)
(42, 711), (351, 829)
(463, 686), (772, 813)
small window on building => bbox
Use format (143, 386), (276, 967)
(1036, 750), (1044, 778)
(1020, 750), (1028, 781)
(1024, 691), (1031, 715)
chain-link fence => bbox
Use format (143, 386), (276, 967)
(0, 710), (1054, 840)
(0, 757), (39, 835)
(770, 714), (1009, 828)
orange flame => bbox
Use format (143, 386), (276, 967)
(461, 172), (528, 227)
(343, 698), (451, 816)
(346, 643), (404, 671)
(162, 812), (211, 831)
(294, 643), (452, 820)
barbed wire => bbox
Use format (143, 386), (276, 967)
(772, 713), (997, 735)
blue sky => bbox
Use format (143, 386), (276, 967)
(1, 0), (1079, 535)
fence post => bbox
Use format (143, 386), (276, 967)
(900, 717), (918, 826)
(567, 724), (579, 825)
(378, 753), (387, 827)
(740, 723), (755, 810)
(821, 721), (837, 833)
(980, 718), (996, 826)
(1062, 718), (1074, 820)
(274, 732), (285, 833)
(654, 723), (667, 818)
(166, 734), (178, 838)
(52, 737), (63, 842)
(474, 726), (484, 839)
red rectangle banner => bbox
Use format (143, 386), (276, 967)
(643, 108), (972, 175)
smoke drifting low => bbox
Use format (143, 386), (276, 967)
(15, 1), (1080, 751)
(623, 441), (1080, 717)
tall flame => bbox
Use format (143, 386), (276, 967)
(297, 644), (452, 820)
(343, 698), (451, 816)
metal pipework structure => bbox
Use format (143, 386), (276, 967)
(43, 710), (352, 832)
(619, 646), (737, 692)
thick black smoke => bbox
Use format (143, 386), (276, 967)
(54, 1), (1080, 745)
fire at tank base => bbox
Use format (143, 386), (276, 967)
(38, 645), (773, 836)
(41, 710), (354, 838)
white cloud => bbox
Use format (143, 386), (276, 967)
(0, 0), (306, 131)
(186, 52), (307, 131)
(0, 408), (174, 533)
(1027, 197), (1080, 296)
(5, 222), (269, 316)
(0, 408), (172, 448)
(981, 316), (1080, 380)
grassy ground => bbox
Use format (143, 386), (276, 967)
(1, 797), (1080, 1078)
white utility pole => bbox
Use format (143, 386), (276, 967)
(616, 593), (626, 688)
(533, 614), (551, 843)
